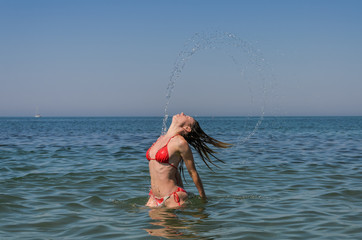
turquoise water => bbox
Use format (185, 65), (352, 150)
(1, 116), (361, 239)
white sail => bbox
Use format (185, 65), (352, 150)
(35, 107), (41, 118)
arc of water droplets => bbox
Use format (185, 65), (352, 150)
(161, 32), (267, 145)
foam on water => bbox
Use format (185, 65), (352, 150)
(161, 32), (267, 144)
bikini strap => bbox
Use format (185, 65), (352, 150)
(166, 134), (179, 145)
(168, 163), (178, 170)
(172, 187), (187, 206)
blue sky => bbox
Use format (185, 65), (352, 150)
(1, 0), (361, 116)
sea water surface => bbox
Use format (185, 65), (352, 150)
(0, 116), (361, 239)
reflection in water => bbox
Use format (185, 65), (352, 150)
(145, 205), (209, 239)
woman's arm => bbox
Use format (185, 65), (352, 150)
(179, 141), (206, 198)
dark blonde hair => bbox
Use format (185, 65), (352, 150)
(183, 120), (232, 169)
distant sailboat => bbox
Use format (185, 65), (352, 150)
(35, 107), (41, 118)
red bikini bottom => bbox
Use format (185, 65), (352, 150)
(149, 187), (187, 207)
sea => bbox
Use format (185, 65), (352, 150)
(0, 116), (361, 239)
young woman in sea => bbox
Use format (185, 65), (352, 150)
(146, 112), (231, 207)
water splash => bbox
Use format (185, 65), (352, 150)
(161, 32), (268, 144)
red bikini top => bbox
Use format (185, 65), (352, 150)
(146, 135), (179, 169)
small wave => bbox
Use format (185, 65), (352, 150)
(215, 194), (269, 200)
(112, 196), (149, 209)
(0, 166), (13, 172)
(76, 224), (112, 238)
(340, 189), (362, 198)
(0, 194), (26, 202)
(9, 172), (57, 182)
(65, 202), (88, 210)
(81, 195), (109, 205)
(319, 191), (343, 198)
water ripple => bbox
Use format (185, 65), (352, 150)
(1, 117), (361, 239)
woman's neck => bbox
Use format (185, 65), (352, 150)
(165, 125), (183, 137)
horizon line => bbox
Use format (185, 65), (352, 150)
(0, 115), (361, 118)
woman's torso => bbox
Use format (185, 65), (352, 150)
(147, 135), (182, 197)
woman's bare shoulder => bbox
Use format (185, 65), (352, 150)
(172, 135), (190, 152)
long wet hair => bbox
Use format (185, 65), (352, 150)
(179, 120), (231, 180)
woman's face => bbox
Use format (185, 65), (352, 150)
(173, 112), (195, 129)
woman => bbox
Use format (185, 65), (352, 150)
(146, 112), (230, 208)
